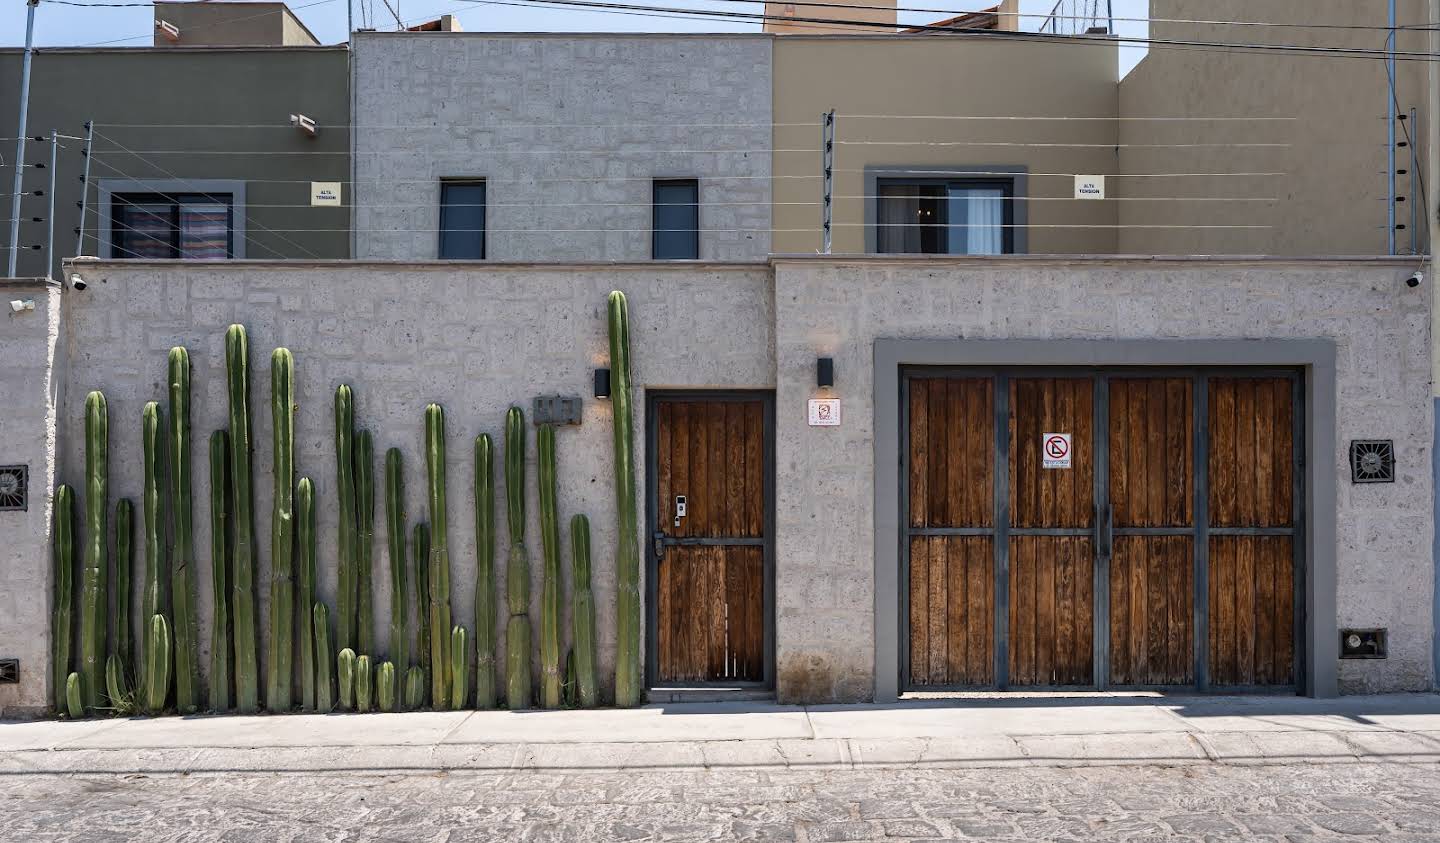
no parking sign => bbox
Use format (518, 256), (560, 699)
(1042, 433), (1072, 469)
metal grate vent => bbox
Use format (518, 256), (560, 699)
(0, 465), (27, 511)
(1349, 441), (1395, 484)
(0, 659), (17, 684)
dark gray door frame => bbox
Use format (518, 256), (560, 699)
(643, 389), (777, 690)
(875, 339), (1338, 702)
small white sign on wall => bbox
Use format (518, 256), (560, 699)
(1042, 433), (1072, 469)
(311, 181), (343, 206)
(808, 398), (841, 427)
(1074, 175), (1106, 200)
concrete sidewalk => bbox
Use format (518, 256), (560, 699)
(4, 693), (1440, 775)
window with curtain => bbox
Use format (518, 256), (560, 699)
(876, 179), (1013, 255)
(112, 193), (234, 259)
(653, 179), (699, 260)
(439, 179), (486, 259)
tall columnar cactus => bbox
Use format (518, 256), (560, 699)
(297, 477), (317, 711)
(313, 602), (335, 713)
(425, 404), (453, 710)
(413, 523), (431, 706)
(355, 654), (373, 713)
(504, 407), (532, 711)
(112, 498), (134, 685)
(144, 614), (171, 715)
(80, 391), (108, 711)
(141, 402), (164, 693)
(473, 434), (496, 709)
(449, 626), (468, 711)
(208, 431), (231, 713)
(334, 385), (357, 653)
(337, 648), (356, 711)
(537, 424), (563, 709)
(355, 430), (376, 656)
(608, 291), (642, 707)
(105, 653), (130, 714)
(66, 672), (84, 719)
(168, 348), (199, 715)
(267, 348), (296, 712)
(377, 661), (397, 713)
(226, 325), (260, 714)
(385, 449), (408, 680)
(403, 666), (425, 711)
(52, 484), (75, 713)
(570, 514), (598, 708)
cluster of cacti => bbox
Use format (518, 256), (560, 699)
(267, 349), (295, 712)
(80, 391), (108, 712)
(538, 424), (563, 709)
(425, 404), (454, 710)
(571, 514), (598, 708)
(609, 291), (642, 708)
(169, 349), (200, 715)
(227, 325), (260, 714)
(473, 434), (496, 709)
(209, 431), (232, 713)
(297, 477), (317, 711)
(504, 407), (532, 710)
(52, 485), (75, 712)
(356, 430), (376, 656)
(385, 449), (408, 686)
(145, 614), (171, 715)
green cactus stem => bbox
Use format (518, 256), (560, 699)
(403, 666), (425, 711)
(414, 522), (431, 707)
(337, 648), (356, 711)
(145, 614), (171, 715)
(105, 653), (132, 715)
(538, 424), (562, 709)
(473, 434), (496, 710)
(112, 498), (134, 687)
(334, 385), (357, 654)
(168, 348), (199, 715)
(226, 325), (260, 714)
(424, 404), (453, 711)
(66, 672), (84, 719)
(449, 626), (467, 710)
(208, 431), (231, 713)
(504, 406), (532, 711)
(297, 477), (317, 711)
(570, 514), (598, 708)
(266, 348), (295, 712)
(141, 402), (164, 697)
(355, 429), (376, 657)
(355, 654), (373, 713)
(563, 646), (576, 708)
(52, 485), (75, 713)
(377, 661), (397, 712)
(80, 390), (108, 711)
(385, 449), (408, 683)
(608, 291), (641, 707)
(313, 603), (335, 713)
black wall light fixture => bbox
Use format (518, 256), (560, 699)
(816, 357), (835, 389)
(594, 368), (612, 399)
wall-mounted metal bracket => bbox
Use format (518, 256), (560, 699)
(532, 395), (583, 426)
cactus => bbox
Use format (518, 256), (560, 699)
(80, 390), (108, 711)
(144, 614), (171, 715)
(297, 478), (317, 711)
(355, 429), (376, 656)
(105, 653), (132, 715)
(473, 434), (496, 709)
(384, 449), (408, 682)
(168, 348), (199, 715)
(570, 514), (598, 708)
(424, 404), (453, 711)
(449, 626), (467, 710)
(334, 385), (357, 653)
(226, 325), (260, 714)
(266, 348), (295, 712)
(313, 602), (335, 713)
(538, 424), (562, 709)
(337, 648), (356, 711)
(112, 498), (134, 685)
(504, 407), (532, 711)
(52, 485), (75, 713)
(66, 672), (84, 719)
(141, 402), (164, 697)
(377, 661), (397, 712)
(355, 654), (373, 713)
(403, 666), (425, 711)
(208, 431), (231, 713)
(413, 522), (431, 707)
(608, 292), (642, 707)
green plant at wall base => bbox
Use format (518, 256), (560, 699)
(413, 522), (431, 707)
(208, 431), (232, 714)
(504, 406), (532, 711)
(355, 429), (376, 657)
(51, 484), (75, 713)
(80, 390), (108, 711)
(449, 625), (467, 710)
(113, 498), (134, 684)
(297, 477), (317, 712)
(473, 434), (496, 709)
(608, 291), (642, 708)
(141, 402), (164, 695)
(377, 661), (397, 712)
(537, 424), (563, 709)
(168, 348), (199, 715)
(563, 647), (576, 708)
(384, 448), (408, 681)
(570, 514), (598, 708)
(313, 603), (335, 713)
(66, 672), (84, 720)
(267, 348), (296, 712)
(334, 384), (357, 654)
(403, 665), (425, 711)
(355, 654), (373, 713)
(337, 648), (356, 711)
(105, 653), (135, 716)
(145, 614), (171, 715)
(425, 404), (453, 710)
(226, 325), (260, 714)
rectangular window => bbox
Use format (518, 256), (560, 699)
(111, 193), (234, 259)
(439, 179), (486, 259)
(653, 179), (699, 260)
(876, 179), (1013, 255)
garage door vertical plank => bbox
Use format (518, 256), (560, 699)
(929, 535), (949, 682)
(909, 536), (929, 685)
(1167, 379), (1192, 526)
(947, 380), (967, 530)
(970, 537), (993, 685)
(1110, 537), (1131, 684)
(1273, 537), (1295, 684)
(947, 537), (968, 683)
(1274, 381), (1294, 527)
(1210, 381), (1236, 527)
(909, 380), (928, 529)
(1255, 381), (1276, 528)
(744, 402), (763, 538)
(1146, 379), (1166, 528)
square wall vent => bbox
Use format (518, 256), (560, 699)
(1349, 441), (1395, 484)
(0, 465), (27, 511)
(0, 659), (17, 684)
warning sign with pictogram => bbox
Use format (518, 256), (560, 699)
(1042, 433), (1072, 469)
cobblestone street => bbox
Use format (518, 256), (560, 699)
(3, 761), (1438, 842)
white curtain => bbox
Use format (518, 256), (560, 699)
(947, 186), (1005, 255)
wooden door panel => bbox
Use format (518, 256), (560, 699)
(1010, 378), (1095, 528)
(1209, 379), (1293, 528)
(908, 535), (994, 687)
(1110, 535), (1194, 685)
(1009, 536), (1094, 686)
(1110, 378), (1193, 528)
(1209, 536), (1294, 686)
(657, 400), (765, 539)
(909, 378), (993, 529)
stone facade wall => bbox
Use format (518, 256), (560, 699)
(353, 34), (773, 262)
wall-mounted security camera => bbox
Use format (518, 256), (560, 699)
(1406, 271), (1424, 289)
(69, 273), (87, 291)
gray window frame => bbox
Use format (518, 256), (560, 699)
(97, 178), (246, 259)
(864, 165), (1028, 255)
(438, 178), (487, 260)
(652, 178), (700, 261)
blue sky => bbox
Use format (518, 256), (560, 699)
(3, 0), (1148, 77)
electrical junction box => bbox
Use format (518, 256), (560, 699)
(532, 395), (583, 426)
(1340, 629), (1387, 659)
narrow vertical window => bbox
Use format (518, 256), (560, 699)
(439, 179), (485, 259)
(653, 179), (699, 260)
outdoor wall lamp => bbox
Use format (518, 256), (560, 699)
(816, 357), (834, 389)
(594, 367), (611, 399)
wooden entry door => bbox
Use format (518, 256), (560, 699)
(649, 394), (771, 685)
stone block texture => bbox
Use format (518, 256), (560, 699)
(353, 34), (773, 262)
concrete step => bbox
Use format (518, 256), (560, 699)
(647, 686), (775, 704)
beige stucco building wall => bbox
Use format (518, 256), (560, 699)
(771, 36), (1121, 256)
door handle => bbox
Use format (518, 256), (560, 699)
(652, 530), (667, 562)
